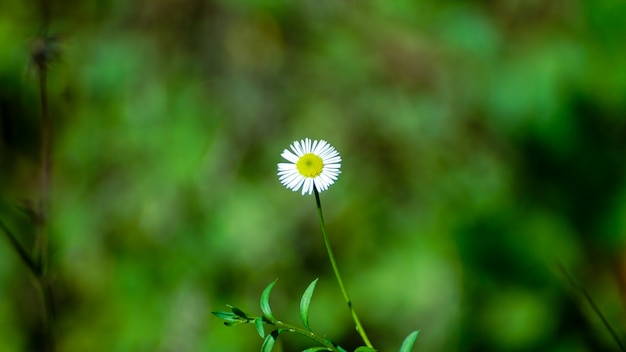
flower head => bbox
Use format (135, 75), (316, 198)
(278, 138), (342, 195)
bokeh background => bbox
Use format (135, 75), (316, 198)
(2, 0), (626, 351)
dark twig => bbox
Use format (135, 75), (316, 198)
(559, 265), (626, 352)
(0, 220), (39, 275)
(31, 34), (57, 352)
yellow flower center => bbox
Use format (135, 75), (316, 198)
(296, 153), (324, 177)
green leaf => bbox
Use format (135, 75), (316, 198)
(224, 320), (247, 327)
(302, 348), (332, 352)
(230, 306), (249, 319)
(255, 316), (265, 338)
(326, 338), (348, 352)
(261, 331), (276, 352)
(211, 311), (234, 319)
(261, 280), (279, 322)
(399, 331), (419, 352)
(299, 278), (319, 330)
(354, 347), (377, 352)
(261, 329), (283, 352)
(212, 311), (241, 322)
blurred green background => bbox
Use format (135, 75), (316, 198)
(2, 0), (626, 351)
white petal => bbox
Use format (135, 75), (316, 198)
(312, 140), (323, 154)
(281, 150), (299, 163)
(311, 139), (319, 154)
(291, 142), (302, 157)
(281, 172), (300, 185)
(302, 178), (313, 195)
(289, 176), (305, 191)
(278, 162), (296, 171)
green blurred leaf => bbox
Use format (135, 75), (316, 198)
(212, 310), (241, 322)
(300, 278), (318, 330)
(224, 320), (247, 327)
(399, 331), (419, 352)
(261, 279), (278, 323)
(262, 315), (274, 324)
(326, 338), (348, 352)
(354, 347), (377, 352)
(261, 329), (283, 352)
(230, 306), (249, 319)
(302, 347), (332, 352)
(255, 316), (265, 338)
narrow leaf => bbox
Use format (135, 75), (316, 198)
(255, 316), (265, 338)
(302, 348), (332, 352)
(354, 347), (377, 352)
(212, 311), (240, 322)
(261, 280), (279, 322)
(230, 306), (249, 319)
(224, 320), (247, 327)
(261, 329), (282, 352)
(399, 331), (419, 352)
(326, 338), (348, 352)
(261, 332), (276, 352)
(211, 311), (234, 319)
(299, 278), (319, 330)
(0, 219), (39, 274)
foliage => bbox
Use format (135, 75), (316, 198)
(1, 0), (626, 351)
(213, 279), (418, 352)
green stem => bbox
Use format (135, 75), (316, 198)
(273, 320), (340, 351)
(314, 188), (373, 348)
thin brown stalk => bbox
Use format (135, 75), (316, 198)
(33, 37), (55, 352)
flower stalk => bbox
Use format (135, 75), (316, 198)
(314, 188), (373, 348)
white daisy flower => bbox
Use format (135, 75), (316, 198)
(278, 138), (342, 195)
